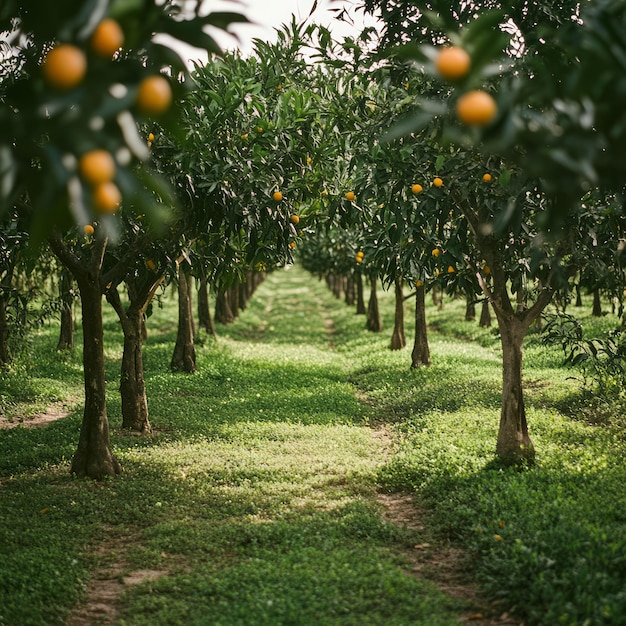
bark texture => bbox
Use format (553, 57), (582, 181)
(214, 288), (235, 324)
(366, 276), (383, 332)
(197, 273), (216, 335)
(465, 296), (476, 322)
(355, 273), (366, 315)
(479, 300), (492, 328)
(171, 264), (197, 373)
(411, 284), (430, 367)
(390, 277), (406, 350)
(592, 289), (602, 317)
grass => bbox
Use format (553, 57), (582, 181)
(1, 267), (626, 625)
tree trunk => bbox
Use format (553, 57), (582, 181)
(71, 276), (122, 478)
(56, 269), (75, 351)
(228, 285), (240, 319)
(495, 314), (535, 463)
(465, 295), (476, 322)
(575, 283), (583, 307)
(592, 289), (602, 317)
(171, 264), (196, 373)
(479, 299), (492, 328)
(215, 288), (235, 324)
(355, 273), (366, 315)
(390, 276), (406, 350)
(345, 275), (355, 306)
(411, 283), (430, 367)
(333, 275), (344, 299)
(197, 273), (216, 335)
(366, 276), (382, 332)
(238, 281), (247, 311)
(118, 306), (151, 433)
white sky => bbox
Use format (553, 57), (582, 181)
(189, 0), (380, 62)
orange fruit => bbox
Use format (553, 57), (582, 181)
(256, 126), (264, 134)
(431, 248), (440, 257)
(433, 177), (443, 188)
(345, 191), (356, 202)
(90, 18), (124, 58)
(415, 279), (423, 288)
(272, 191), (283, 202)
(42, 44), (87, 90)
(483, 264), (491, 275)
(289, 241), (296, 249)
(93, 181), (122, 213)
(447, 265), (455, 273)
(356, 251), (364, 258)
(136, 75), (172, 116)
(241, 133), (249, 140)
(411, 183), (423, 195)
(482, 173), (492, 182)
(148, 132), (155, 142)
(456, 90), (498, 126)
(355, 256), (363, 263)
(83, 224), (95, 235)
(435, 46), (470, 80)
(145, 259), (156, 271)
(290, 214), (299, 225)
(79, 149), (116, 186)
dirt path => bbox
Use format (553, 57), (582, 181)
(0, 399), (77, 430)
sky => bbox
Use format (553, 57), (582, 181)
(189, 0), (380, 62)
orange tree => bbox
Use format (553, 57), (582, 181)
(0, 0), (246, 478)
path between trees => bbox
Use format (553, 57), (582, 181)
(7, 268), (520, 625)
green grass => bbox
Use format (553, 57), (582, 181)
(1, 267), (625, 625)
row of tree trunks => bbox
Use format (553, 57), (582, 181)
(366, 276), (383, 332)
(390, 277), (406, 350)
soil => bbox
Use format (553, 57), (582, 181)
(0, 400), (77, 430)
(3, 403), (523, 624)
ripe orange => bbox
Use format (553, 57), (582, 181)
(415, 279), (423, 288)
(136, 75), (172, 116)
(482, 173), (492, 182)
(83, 224), (95, 235)
(290, 214), (299, 225)
(435, 46), (470, 80)
(90, 18), (124, 58)
(345, 191), (356, 202)
(355, 256), (363, 263)
(356, 251), (364, 258)
(148, 132), (155, 142)
(483, 264), (491, 275)
(79, 149), (116, 185)
(433, 177), (443, 188)
(93, 181), (122, 213)
(272, 191), (283, 202)
(42, 44), (87, 90)
(447, 265), (455, 273)
(456, 90), (498, 126)
(411, 183), (423, 195)
(431, 248), (440, 257)
(146, 259), (156, 271)
(289, 241), (296, 249)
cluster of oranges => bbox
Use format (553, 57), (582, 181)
(40, 18), (174, 228)
(355, 250), (365, 264)
(435, 46), (497, 127)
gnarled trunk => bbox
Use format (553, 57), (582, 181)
(390, 277), (406, 350)
(72, 276), (122, 478)
(171, 264), (196, 373)
(411, 283), (430, 367)
(366, 276), (382, 332)
(57, 269), (75, 351)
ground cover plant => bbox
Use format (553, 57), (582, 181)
(1, 266), (625, 625)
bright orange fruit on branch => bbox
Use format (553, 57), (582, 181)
(411, 183), (423, 195)
(432, 248), (441, 257)
(290, 214), (299, 224)
(136, 75), (172, 116)
(456, 90), (498, 126)
(83, 224), (95, 235)
(79, 149), (116, 185)
(447, 265), (455, 273)
(90, 19), (124, 58)
(433, 177), (443, 188)
(272, 191), (283, 202)
(435, 46), (471, 80)
(42, 44), (87, 90)
(482, 173), (492, 182)
(93, 182), (122, 213)
(345, 191), (356, 202)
